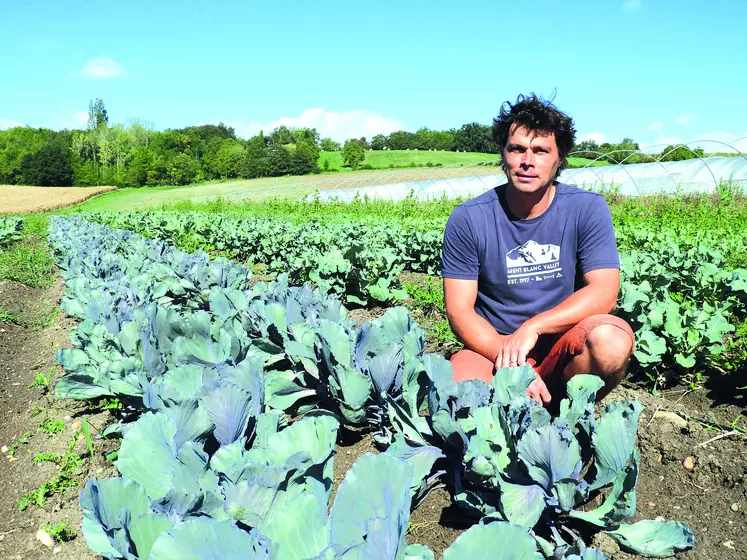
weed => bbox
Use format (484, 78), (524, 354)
(30, 306), (61, 331)
(404, 278), (445, 316)
(82, 418), (94, 458)
(0, 305), (26, 326)
(428, 319), (459, 347)
(0, 302), (59, 331)
(17, 431), (85, 511)
(28, 367), (55, 393)
(33, 452), (62, 465)
(44, 522), (76, 543)
(30, 406), (45, 418)
(40, 418), (64, 436)
(685, 371), (704, 391)
(6, 443), (19, 456)
(0, 237), (56, 288)
(18, 431), (32, 444)
(99, 397), (123, 411)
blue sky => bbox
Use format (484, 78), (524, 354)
(2, 0), (746, 151)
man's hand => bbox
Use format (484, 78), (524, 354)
(526, 372), (552, 405)
(494, 322), (540, 370)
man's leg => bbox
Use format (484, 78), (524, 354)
(450, 349), (494, 383)
(450, 314), (634, 402)
(534, 314), (635, 402)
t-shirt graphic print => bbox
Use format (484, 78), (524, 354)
(506, 240), (562, 285)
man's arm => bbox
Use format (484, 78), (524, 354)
(443, 277), (507, 363)
(495, 267), (620, 369)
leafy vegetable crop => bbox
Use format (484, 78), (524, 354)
(387, 357), (695, 557)
(0, 216), (23, 247)
(49, 216), (696, 559)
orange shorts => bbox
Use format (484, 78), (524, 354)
(450, 314), (635, 385)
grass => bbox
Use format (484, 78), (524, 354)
(317, 150), (608, 172)
(319, 149), (502, 171)
(0, 214), (56, 288)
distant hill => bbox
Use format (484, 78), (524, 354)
(318, 150), (609, 172)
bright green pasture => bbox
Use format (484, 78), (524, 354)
(318, 150), (607, 170)
(318, 150), (499, 170)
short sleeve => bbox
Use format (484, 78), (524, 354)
(442, 206), (480, 279)
(577, 195), (620, 274)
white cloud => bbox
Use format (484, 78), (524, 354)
(0, 119), (23, 130)
(75, 56), (124, 79)
(578, 132), (607, 143)
(622, 0), (642, 11)
(646, 121), (663, 132)
(675, 113), (698, 125)
(73, 111), (89, 126)
(226, 108), (406, 142)
(692, 130), (747, 153)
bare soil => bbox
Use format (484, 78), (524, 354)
(0, 279), (117, 559)
(1, 273), (745, 559)
(0, 186), (115, 214)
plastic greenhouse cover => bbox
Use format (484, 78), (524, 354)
(310, 156), (747, 202)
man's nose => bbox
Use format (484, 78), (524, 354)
(521, 150), (534, 166)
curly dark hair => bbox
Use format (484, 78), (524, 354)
(492, 94), (576, 175)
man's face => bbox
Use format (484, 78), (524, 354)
(502, 125), (564, 194)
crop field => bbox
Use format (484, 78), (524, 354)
(0, 185), (116, 214)
(0, 193), (745, 559)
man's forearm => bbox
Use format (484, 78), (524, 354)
(448, 309), (506, 363)
(524, 281), (617, 336)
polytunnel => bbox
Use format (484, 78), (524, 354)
(300, 141), (747, 202)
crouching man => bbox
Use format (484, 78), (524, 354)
(442, 94), (635, 406)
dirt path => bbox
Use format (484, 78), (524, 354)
(0, 279), (116, 559)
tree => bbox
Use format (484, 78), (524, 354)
(388, 130), (416, 150)
(370, 134), (387, 150)
(214, 139), (247, 179)
(452, 123), (498, 153)
(342, 140), (365, 169)
(20, 134), (73, 186)
(295, 136), (321, 174)
(87, 98), (108, 131)
(320, 137), (340, 152)
(268, 125), (295, 146)
(659, 144), (705, 162)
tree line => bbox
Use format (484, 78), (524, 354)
(0, 99), (709, 187)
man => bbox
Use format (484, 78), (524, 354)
(442, 94), (634, 406)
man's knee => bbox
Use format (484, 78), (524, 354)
(585, 322), (635, 373)
(450, 349), (494, 384)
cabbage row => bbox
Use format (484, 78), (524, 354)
(85, 211), (443, 306)
(0, 216), (23, 247)
(84, 210), (747, 384)
(49, 216), (695, 559)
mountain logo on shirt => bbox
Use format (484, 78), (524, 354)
(506, 240), (559, 267)
(505, 240), (562, 285)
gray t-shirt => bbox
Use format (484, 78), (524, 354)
(441, 182), (620, 335)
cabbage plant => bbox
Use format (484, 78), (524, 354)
(388, 356), (695, 558)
